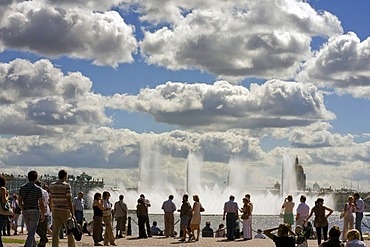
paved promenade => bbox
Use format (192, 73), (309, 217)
(3, 234), (370, 247)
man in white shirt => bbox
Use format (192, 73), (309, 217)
(353, 192), (365, 241)
(296, 195), (310, 228)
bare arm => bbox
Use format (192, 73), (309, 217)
(263, 226), (278, 240)
(0, 188), (7, 204)
(305, 208), (314, 222)
(39, 198), (45, 221)
(67, 196), (74, 217)
(324, 206), (333, 218)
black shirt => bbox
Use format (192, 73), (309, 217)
(272, 235), (295, 247)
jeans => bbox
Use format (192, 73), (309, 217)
(23, 209), (40, 247)
(36, 216), (48, 246)
(355, 212), (364, 240)
(74, 210), (83, 226)
(0, 215), (8, 247)
(226, 213), (236, 240)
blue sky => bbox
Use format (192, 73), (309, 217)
(1, 0), (370, 191)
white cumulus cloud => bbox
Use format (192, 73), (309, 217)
(297, 32), (370, 98)
(106, 80), (335, 130)
(0, 1), (137, 67)
(139, 0), (342, 81)
(0, 59), (110, 135)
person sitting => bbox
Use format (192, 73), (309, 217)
(254, 229), (266, 239)
(264, 223), (296, 247)
(215, 223), (226, 237)
(201, 221), (214, 237)
(150, 221), (163, 236)
(318, 225), (343, 247)
(295, 225), (308, 247)
(345, 229), (366, 247)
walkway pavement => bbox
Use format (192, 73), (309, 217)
(3, 234), (370, 247)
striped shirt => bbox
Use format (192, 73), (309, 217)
(50, 179), (72, 211)
(19, 182), (42, 209)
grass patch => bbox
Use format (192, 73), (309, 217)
(3, 238), (26, 244)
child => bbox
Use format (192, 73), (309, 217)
(150, 221), (163, 236)
(295, 225), (308, 247)
(215, 223), (226, 237)
(254, 229), (266, 239)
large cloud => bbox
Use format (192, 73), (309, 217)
(139, 0), (342, 80)
(297, 32), (370, 98)
(0, 128), (263, 168)
(107, 80), (335, 130)
(0, 1), (137, 67)
(289, 122), (354, 148)
(0, 59), (110, 135)
(45, 0), (124, 11)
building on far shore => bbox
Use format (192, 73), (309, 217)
(2, 172), (104, 207)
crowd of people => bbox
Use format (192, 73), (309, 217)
(0, 171), (368, 247)
(265, 194), (367, 247)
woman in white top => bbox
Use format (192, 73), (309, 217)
(190, 195), (203, 241)
(282, 195), (295, 228)
(342, 195), (355, 241)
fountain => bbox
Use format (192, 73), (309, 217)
(89, 144), (334, 215)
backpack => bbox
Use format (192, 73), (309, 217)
(67, 217), (83, 241)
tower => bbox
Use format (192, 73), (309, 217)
(295, 156), (306, 191)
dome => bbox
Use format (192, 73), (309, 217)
(313, 181), (320, 191)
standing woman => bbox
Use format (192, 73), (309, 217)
(0, 175), (11, 247)
(92, 192), (104, 246)
(282, 195), (295, 228)
(305, 198), (333, 245)
(102, 191), (116, 246)
(240, 197), (252, 240)
(137, 198), (148, 238)
(190, 195), (202, 241)
(11, 194), (21, 235)
(342, 195), (355, 241)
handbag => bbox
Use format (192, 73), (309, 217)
(0, 192), (13, 216)
(103, 210), (111, 217)
(67, 217), (83, 241)
(340, 211), (345, 219)
(241, 213), (249, 219)
(200, 207), (205, 212)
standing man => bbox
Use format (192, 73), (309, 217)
(19, 171), (45, 247)
(49, 170), (75, 247)
(296, 195), (310, 228)
(178, 194), (192, 242)
(353, 192), (365, 241)
(245, 194), (253, 233)
(73, 191), (84, 226)
(161, 195), (176, 237)
(140, 194), (152, 237)
(35, 180), (50, 247)
(114, 195), (128, 239)
(223, 195), (239, 241)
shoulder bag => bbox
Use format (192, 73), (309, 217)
(0, 188), (13, 216)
